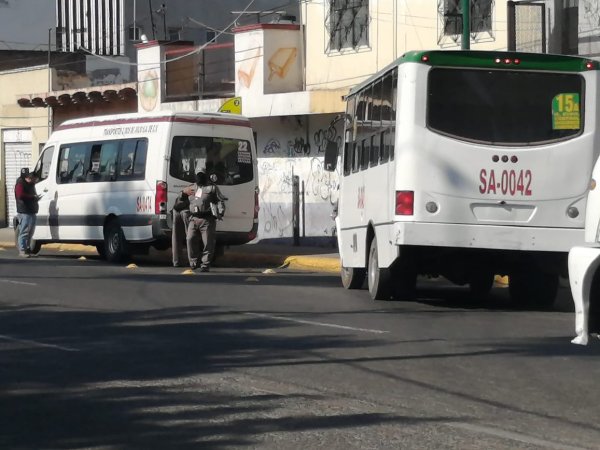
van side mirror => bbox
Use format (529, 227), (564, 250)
(324, 141), (338, 172)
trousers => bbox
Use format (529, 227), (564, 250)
(17, 213), (36, 253)
(186, 216), (216, 269)
(171, 209), (190, 265)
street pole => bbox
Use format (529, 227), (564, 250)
(462, 0), (470, 50)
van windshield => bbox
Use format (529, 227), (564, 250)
(169, 136), (253, 185)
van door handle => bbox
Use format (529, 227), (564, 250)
(43, 188), (48, 193)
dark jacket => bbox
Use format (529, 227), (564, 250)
(15, 177), (39, 214)
(189, 184), (226, 219)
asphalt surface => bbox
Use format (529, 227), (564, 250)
(1, 247), (599, 449)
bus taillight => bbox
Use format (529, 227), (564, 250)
(395, 191), (414, 215)
(155, 181), (168, 214)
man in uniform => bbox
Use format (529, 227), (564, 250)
(186, 169), (226, 271)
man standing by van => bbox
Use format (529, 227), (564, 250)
(14, 168), (39, 257)
(186, 169), (226, 272)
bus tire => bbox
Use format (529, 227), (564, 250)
(509, 270), (559, 310)
(341, 266), (365, 290)
(104, 220), (129, 263)
(368, 237), (392, 300)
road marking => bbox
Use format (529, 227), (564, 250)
(0, 334), (80, 352)
(244, 312), (389, 334)
(0, 279), (37, 286)
(451, 423), (589, 450)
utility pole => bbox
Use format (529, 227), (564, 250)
(462, 0), (470, 50)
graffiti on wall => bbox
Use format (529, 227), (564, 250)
(268, 47), (298, 81)
(258, 157), (340, 239)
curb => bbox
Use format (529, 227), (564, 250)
(0, 241), (342, 273)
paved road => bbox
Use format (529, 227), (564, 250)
(1, 248), (599, 449)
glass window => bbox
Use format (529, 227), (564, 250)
(328, 0), (369, 51)
(33, 146), (54, 181)
(427, 68), (584, 144)
(352, 143), (360, 173)
(380, 130), (389, 163)
(57, 143), (90, 184)
(360, 139), (369, 170)
(343, 142), (353, 176)
(381, 72), (394, 124)
(371, 80), (382, 129)
(169, 136), (253, 185)
(119, 139), (148, 181)
(370, 134), (379, 167)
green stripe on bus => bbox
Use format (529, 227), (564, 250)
(401, 50), (599, 72)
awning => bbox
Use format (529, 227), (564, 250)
(18, 82), (137, 108)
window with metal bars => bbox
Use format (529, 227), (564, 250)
(443, 0), (492, 36)
(327, 0), (369, 52)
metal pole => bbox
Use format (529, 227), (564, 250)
(461, 0), (470, 50)
(301, 180), (305, 237)
(507, 1), (516, 51)
(292, 175), (300, 246)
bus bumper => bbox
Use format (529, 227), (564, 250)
(393, 222), (584, 252)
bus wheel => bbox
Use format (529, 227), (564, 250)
(509, 270), (559, 310)
(96, 244), (106, 259)
(341, 266), (365, 289)
(368, 237), (392, 300)
(104, 220), (128, 263)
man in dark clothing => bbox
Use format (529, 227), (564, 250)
(14, 169), (39, 257)
(186, 169), (226, 271)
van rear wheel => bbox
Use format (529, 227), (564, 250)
(104, 220), (128, 263)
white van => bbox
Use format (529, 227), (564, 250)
(22, 111), (259, 261)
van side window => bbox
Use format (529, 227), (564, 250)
(58, 143), (89, 184)
(119, 139), (148, 180)
(34, 146), (54, 181)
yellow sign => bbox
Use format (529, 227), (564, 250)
(552, 93), (580, 130)
(218, 97), (242, 115)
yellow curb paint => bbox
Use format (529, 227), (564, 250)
(262, 269), (277, 274)
(494, 275), (509, 285)
(126, 263), (138, 269)
(283, 256), (341, 273)
(78, 256), (87, 260)
(182, 269), (195, 275)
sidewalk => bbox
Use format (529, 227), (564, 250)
(0, 227), (341, 273)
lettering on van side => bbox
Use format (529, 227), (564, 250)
(478, 169), (532, 196)
(357, 186), (365, 209)
(136, 195), (153, 213)
(103, 124), (159, 136)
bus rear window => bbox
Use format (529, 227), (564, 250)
(169, 136), (253, 185)
(427, 68), (584, 145)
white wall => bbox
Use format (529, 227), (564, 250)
(252, 115), (341, 240)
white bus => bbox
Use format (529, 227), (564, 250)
(21, 111), (259, 262)
(325, 50), (600, 308)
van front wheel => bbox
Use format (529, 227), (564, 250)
(104, 220), (128, 263)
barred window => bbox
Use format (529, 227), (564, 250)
(444, 0), (492, 36)
(328, 0), (369, 52)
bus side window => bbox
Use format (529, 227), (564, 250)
(389, 127), (395, 161)
(343, 141), (352, 176)
(119, 139), (148, 181)
(370, 134), (379, 167)
(352, 142), (360, 173)
(35, 146), (54, 181)
(380, 130), (389, 163)
(361, 139), (369, 171)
